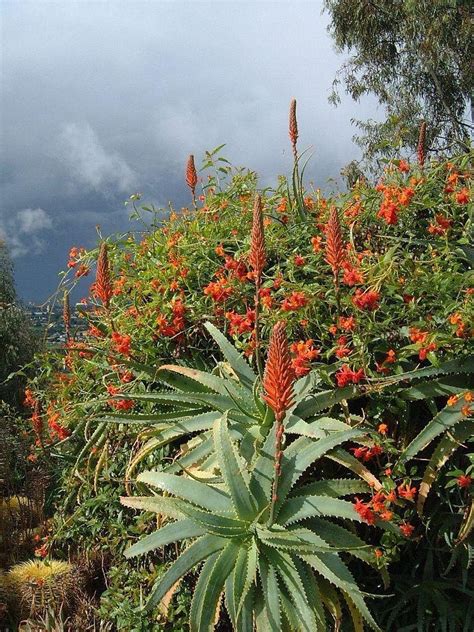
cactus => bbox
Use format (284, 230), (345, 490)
(7, 560), (75, 620)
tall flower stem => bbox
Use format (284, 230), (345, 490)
(249, 194), (266, 378)
(262, 322), (295, 527)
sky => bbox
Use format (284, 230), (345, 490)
(0, 0), (379, 302)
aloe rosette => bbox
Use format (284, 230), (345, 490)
(122, 414), (393, 631)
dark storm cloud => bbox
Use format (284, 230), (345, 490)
(0, 0), (379, 301)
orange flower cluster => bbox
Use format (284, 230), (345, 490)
(351, 444), (383, 461)
(409, 327), (437, 360)
(335, 335), (351, 359)
(342, 262), (364, 286)
(67, 246), (86, 268)
(281, 291), (308, 312)
(225, 309), (255, 336)
(290, 339), (320, 376)
(94, 242), (113, 308)
(449, 312), (467, 337)
(376, 183), (415, 224)
(354, 489), (395, 525)
(352, 289), (380, 311)
(106, 384), (134, 411)
(335, 364), (365, 387)
(428, 214), (452, 235)
(259, 287), (273, 309)
(204, 278), (233, 302)
(263, 322), (295, 420)
(156, 298), (186, 338)
(325, 207), (345, 278)
(47, 403), (70, 440)
(111, 332), (132, 356)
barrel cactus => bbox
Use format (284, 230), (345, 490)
(7, 559), (75, 620)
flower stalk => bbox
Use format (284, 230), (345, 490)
(263, 321), (295, 526)
(95, 242), (112, 310)
(325, 206), (344, 314)
(249, 194), (266, 377)
(186, 154), (198, 209)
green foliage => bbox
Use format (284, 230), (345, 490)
(324, 0), (473, 165)
(0, 240), (38, 409)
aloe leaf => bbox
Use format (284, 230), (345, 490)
(258, 525), (340, 554)
(175, 501), (248, 536)
(137, 471), (232, 514)
(96, 409), (201, 424)
(302, 552), (381, 631)
(277, 495), (363, 526)
(294, 557), (326, 630)
(325, 448), (383, 490)
(262, 547), (317, 632)
(125, 519), (206, 558)
(306, 517), (389, 581)
(190, 540), (241, 632)
(205, 322), (256, 389)
(129, 391), (233, 410)
(258, 552), (281, 631)
(120, 495), (185, 520)
(157, 366), (213, 393)
(165, 435), (215, 475)
(417, 419), (474, 514)
(275, 429), (364, 515)
(318, 577), (343, 629)
(399, 398), (468, 462)
(144, 535), (225, 611)
(290, 478), (369, 498)
(189, 553), (220, 630)
(294, 386), (360, 418)
(214, 414), (257, 521)
(286, 415), (352, 437)
(249, 423), (276, 511)
(236, 540), (258, 619)
(159, 364), (245, 401)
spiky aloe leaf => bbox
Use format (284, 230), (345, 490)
(277, 495), (365, 526)
(125, 519), (206, 558)
(249, 423), (276, 512)
(399, 397), (468, 463)
(137, 471), (232, 514)
(318, 576), (343, 629)
(120, 495), (185, 520)
(214, 414), (257, 521)
(128, 391), (233, 410)
(204, 322), (256, 389)
(190, 540), (241, 632)
(257, 525), (337, 554)
(307, 517), (390, 583)
(274, 428), (365, 515)
(159, 364), (247, 402)
(326, 448), (383, 490)
(164, 432), (215, 474)
(290, 478), (369, 498)
(417, 419), (474, 513)
(262, 547), (318, 632)
(301, 552), (381, 631)
(96, 409), (202, 424)
(294, 386), (359, 418)
(258, 553), (281, 631)
(295, 557), (326, 629)
(144, 535), (225, 611)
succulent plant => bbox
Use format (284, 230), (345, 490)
(7, 559), (75, 620)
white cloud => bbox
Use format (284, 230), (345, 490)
(59, 123), (136, 193)
(0, 207), (53, 258)
(16, 207), (53, 233)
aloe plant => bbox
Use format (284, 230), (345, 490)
(122, 414), (391, 631)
